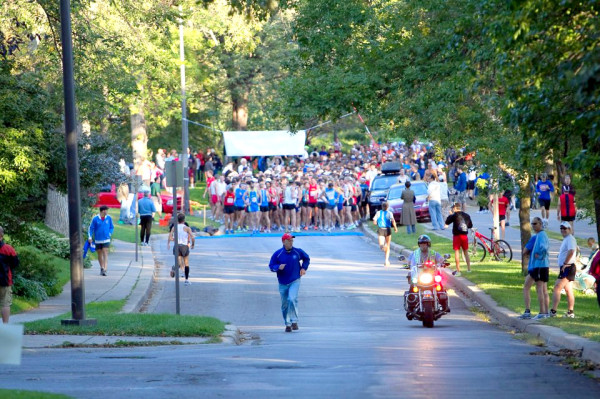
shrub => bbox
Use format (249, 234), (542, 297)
(12, 275), (48, 302)
(13, 225), (70, 259)
(14, 245), (65, 297)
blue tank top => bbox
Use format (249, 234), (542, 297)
(325, 188), (337, 206)
(260, 189), (269, 207)
(234, 188), (246, 207)
(248, 190), (259, 212)
(376, 210), (393, 228)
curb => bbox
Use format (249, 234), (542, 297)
(221, 324), (242, 345)
(360, 224), (600, 365)
(120, 242), (158, 314)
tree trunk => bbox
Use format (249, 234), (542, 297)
(130, 102), (148, 170)
(231, 87), (249, 131)
(518, 174), (532, 273)
(45, 185), (69, 237)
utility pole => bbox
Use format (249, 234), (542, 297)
(179, 5), (190, 215)
(59, 0), (95, 326)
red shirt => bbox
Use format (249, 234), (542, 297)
(308, 184), (318, 204)
(224, 191), (235, 206)
(497, 196), (510, 216)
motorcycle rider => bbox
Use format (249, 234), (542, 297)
(406, 234), (449, 312)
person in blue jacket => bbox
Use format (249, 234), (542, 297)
(88, 205), (114, 276)
(268, 233), (310, 332)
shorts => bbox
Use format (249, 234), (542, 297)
(95, 242), (110, 250)
(308, 203), (316, 208)
(235, 205), (245, 212)
(456, 191), (467, 204)
(351, 205), (357, 212)
(173, 244), (190, 257)
(260, 206), (269, 212)
(0, 286), (12, 308)
(539, 198), (551, 210)
(558, 264), (576, 281)
(560, 216), (575, 222)
(453, 234), (469, 251)
(378, 227), (392, 237)
(528, 267), (549, 283)
(467, 181), (475, 190)
(283, 203), (295, 210)
(269, 203), (277, 211)
(300, 201), (308, 208)
(224, 205), (235, 214)
(337, 203), (343, 211)
(317, 202), (326, 210)
(499, 215), (506, 221)
(211, 194), (218, 205)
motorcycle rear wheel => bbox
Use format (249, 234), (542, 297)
(422, 302), (434, 328)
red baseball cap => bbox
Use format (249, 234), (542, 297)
(281, 233), (295, 242)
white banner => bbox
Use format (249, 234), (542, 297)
(223, 130), (306, 157)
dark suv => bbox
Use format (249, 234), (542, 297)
(367, 162), (401, 218)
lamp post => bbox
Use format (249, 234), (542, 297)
(179, 5), (190, 215)
(59, 0), (96, 326)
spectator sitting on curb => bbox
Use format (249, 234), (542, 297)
(518, 217), (550, 320)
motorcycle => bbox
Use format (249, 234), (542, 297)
(399, 254), (451, 328)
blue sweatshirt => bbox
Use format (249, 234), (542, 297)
(138, 196), (156, 216)
(269, 246), (310, 285)
(88, 214), (114, 243)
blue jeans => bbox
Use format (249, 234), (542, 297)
(429, 200), (443, 230)
(406, 224), (416, 234)
(279, 279), (301, 326)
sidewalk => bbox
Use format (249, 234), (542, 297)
(360, 211), (600, 365)
(9, 238), (213, 347)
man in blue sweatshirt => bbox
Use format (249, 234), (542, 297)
(268, 233), (310, 332)
(88, 205), (114, 276)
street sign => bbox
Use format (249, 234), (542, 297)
(165, 160), (184, 188)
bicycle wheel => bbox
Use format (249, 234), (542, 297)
(493, 239), (513, 262)
(469, 242), (486, 263)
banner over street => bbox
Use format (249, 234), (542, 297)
(223, 130), (306, 156)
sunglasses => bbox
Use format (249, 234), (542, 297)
(560, 227), (568, 230)
(531, 222), (539, 225)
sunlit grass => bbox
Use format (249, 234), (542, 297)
(0, 390), (72, 399)
(24, 300), (225, 338)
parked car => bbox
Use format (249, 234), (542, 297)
(94, 184), (186, 214)
(367, 162), (402, 218)
(385, 181), (431, 224)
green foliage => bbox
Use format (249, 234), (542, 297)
(12, 275), (48, 302)
(0, 389), (72, 399)
(12, 225), (70, 259)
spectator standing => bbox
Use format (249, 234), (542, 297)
(427, 174), (444, 230)
(400, 181), (417, 234)
(138, 192), (156, 246)
(196, 150), (205, 183)
(88, 205), (114, 276)
(439, 175), (449, 219)
(549, 222), (577, 318)
(490, 192), (510, 240)
(586, 238), (600, 308)
(0, 226), (19, 323)
(373, 202), (398, 267)
(536, 173), (555, 228)
(444, 203), (473, 276)
(557, 189), (576, 233)
(268, 233), (310, 332)
(454, 166), (468, 212)
(518, 217), (550, 319)
(150, 176), (162, 217)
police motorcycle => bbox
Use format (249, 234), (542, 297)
(399, 235), (451, 328)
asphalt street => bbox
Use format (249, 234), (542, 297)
(4, 234), (598, 398)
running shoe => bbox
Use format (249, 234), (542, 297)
(517, 310), (532, 319)
(452, 271), (462, 277)
(184, 279), (191, 286)
(564, 312), (575, 318)
(532, 313), (548, 320)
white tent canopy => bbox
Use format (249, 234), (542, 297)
(223, 130), (306, 157)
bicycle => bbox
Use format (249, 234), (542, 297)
(468, 227), (513, 262)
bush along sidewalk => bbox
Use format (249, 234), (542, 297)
(367, 223), (600, 342)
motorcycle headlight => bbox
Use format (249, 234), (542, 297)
(418, 273), (434, 285)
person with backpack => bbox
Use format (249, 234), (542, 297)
(557, 190), (577, 233)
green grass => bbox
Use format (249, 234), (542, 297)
(369, 223), (600, 342)
(24, 300), (226, 338)
(0, 390), (73, 399)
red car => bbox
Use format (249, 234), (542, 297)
(94, 184), (182, 214)
(385, 181), (431, 224)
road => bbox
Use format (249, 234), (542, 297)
(2, 234), (599, 398)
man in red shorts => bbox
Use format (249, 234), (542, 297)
(444, 202), (473, 276)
